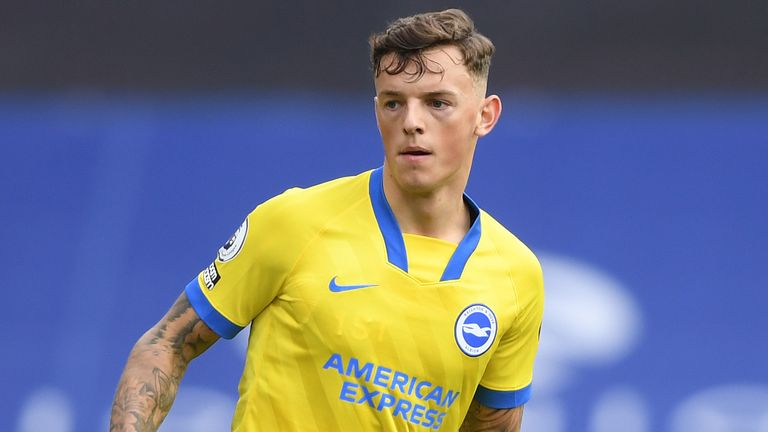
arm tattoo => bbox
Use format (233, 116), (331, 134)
(460, 400), (525, 432)
(110, 293), (219, 431)
(110, 368), (173, 431)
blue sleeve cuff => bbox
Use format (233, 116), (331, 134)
(184, 278), (244, 339)
(475, 383), (532, 409)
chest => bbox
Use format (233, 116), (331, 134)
(271, 230), (516, 380)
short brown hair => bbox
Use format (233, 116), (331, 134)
(369, 9), (495, 83)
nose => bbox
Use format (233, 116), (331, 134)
(402, 103), (425, 135)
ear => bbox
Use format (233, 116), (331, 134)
(474, 95), (502, 137)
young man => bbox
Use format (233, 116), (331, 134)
(110, 8), (543, 432)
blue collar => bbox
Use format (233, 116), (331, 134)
(368, 167), (482, 281)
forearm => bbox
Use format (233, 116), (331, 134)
(109, 331), (188, 431)
(459, 400), (524, 432)
(110, 292), (219, 431)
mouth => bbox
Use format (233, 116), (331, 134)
(399, 147), (432, 157)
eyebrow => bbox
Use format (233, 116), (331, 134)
(378, 90), (459, 98)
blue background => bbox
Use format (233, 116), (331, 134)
(2, 92), (767, 431)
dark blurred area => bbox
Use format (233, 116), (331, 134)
(2, 0), (766, 91)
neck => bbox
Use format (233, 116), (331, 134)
(382, 171), (471, 245)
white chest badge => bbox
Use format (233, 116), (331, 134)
(455, 304), (498, 357)
(217, 218), (248, 262)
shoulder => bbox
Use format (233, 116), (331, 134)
(228, 170), (373, 271)
(479, 211), (541, 273)
(248, 170), (372, 229)
(478, 211), (544, 307)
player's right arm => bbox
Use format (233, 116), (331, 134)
(109, 291), (220, 432)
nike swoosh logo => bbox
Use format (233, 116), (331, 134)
(328, 276), (378, 293)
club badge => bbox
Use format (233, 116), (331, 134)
(455, 304), (497, 357)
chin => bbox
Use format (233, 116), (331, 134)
(395, 174), (439, 194)
(386, 163), (448, 194)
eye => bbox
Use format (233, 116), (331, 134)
(383, 100), (399, 110)
(430, 99), (448, 109)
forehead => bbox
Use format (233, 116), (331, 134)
(374, 45), (475, 93)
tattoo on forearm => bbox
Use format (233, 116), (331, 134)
(110, 367), (177, 431)
(110, 294), (218, 431)
(460, 400), (524, 432)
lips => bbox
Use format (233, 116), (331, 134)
(400, 146), (432, 156)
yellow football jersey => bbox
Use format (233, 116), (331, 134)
(186, 168), (544, 431)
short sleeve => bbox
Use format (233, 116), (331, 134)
(185, 189), (307, 339)
(476, 256), (544, 408)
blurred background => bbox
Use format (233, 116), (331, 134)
(2, 1), (767, 431)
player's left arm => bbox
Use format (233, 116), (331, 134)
(459, 400), (524, 432)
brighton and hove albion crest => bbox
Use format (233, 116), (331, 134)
(455, 304), (497, 357)
(217, 218), (248, 262)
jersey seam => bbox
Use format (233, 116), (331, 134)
(478, 382), (531, 392)
(480, 218), (536, 392)
(485, 218), (523, 333)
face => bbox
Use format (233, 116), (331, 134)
(374, 45), (501, 197)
